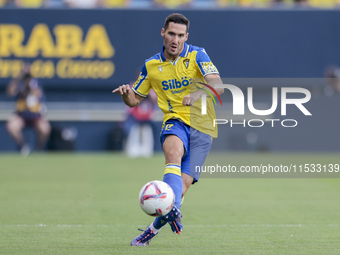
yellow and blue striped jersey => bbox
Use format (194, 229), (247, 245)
(132, 43), (219, 138)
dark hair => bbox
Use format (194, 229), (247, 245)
(164, 13), (190, 33)
(23, 73), (32, 81)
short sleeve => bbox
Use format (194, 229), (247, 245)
(196, 48), (219, 77)
(132, 64), (151, 98)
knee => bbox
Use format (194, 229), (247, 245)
(165, 149), (182, 163)
(36, 121), (51, 136)
(163, 135), (184, 163)
(44, 122), (51, 135)
(6, 120), (21, 133)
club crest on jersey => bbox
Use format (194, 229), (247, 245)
(183, 59), (190, 69)
(158, 66), (163, 73)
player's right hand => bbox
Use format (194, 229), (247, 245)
(112, 84), (143, 107)
(112, 84), (132, 96)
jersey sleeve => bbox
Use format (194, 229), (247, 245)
(195, 48), (219, 77)
(132, 64), (151, 98)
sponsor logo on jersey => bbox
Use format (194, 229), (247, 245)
(162, 77), (192, 91)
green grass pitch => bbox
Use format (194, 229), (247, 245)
(0, 152), (339, 254)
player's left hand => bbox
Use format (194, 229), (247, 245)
(182, 92), (200, 106)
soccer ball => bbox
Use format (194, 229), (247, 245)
(139, 180), (175, 217)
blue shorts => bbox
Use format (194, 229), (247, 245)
(17, 111), (41, 126)
(160, 119), (212, 183)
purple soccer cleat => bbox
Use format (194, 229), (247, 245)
(130, 227), (158, 246)
(166, 205), (183, 234)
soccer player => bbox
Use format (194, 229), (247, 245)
(6, 63), (51, 155)
(112, 13), (223, 246)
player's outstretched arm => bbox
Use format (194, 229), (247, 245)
(182, 74), (224, 106)
(112, 84), (143, 108)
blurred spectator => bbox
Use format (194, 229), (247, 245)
(215, 0), (231, 7)
(16, 0), (47, 7)
(46, 0), (67, 7)
(1, 0), (340, 8)
(271, 0), (337, 8)
(124, 82), (157, 158)
(6, 63), (51, 155)
(98, 0), (130, 8)
(293, 0), (309, 7)
(152, 0), (192, 8)
(0, 0), (48, 7)
(309, 0), (339, 8)
(217, 0), (271, 8)
(64, 0), (100, 8)
(325, 66), (340, 94)
(0, 0), (17, 7)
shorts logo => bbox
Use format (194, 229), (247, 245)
(200, 62), (218, 74)
(165, 124), (173, 131)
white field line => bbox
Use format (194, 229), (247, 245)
(0, 224), (338, 228)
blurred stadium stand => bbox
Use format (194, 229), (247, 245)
(1, 8), (340, 152)
(0, 102), (159, 122)
(0, 0), (339, 8)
